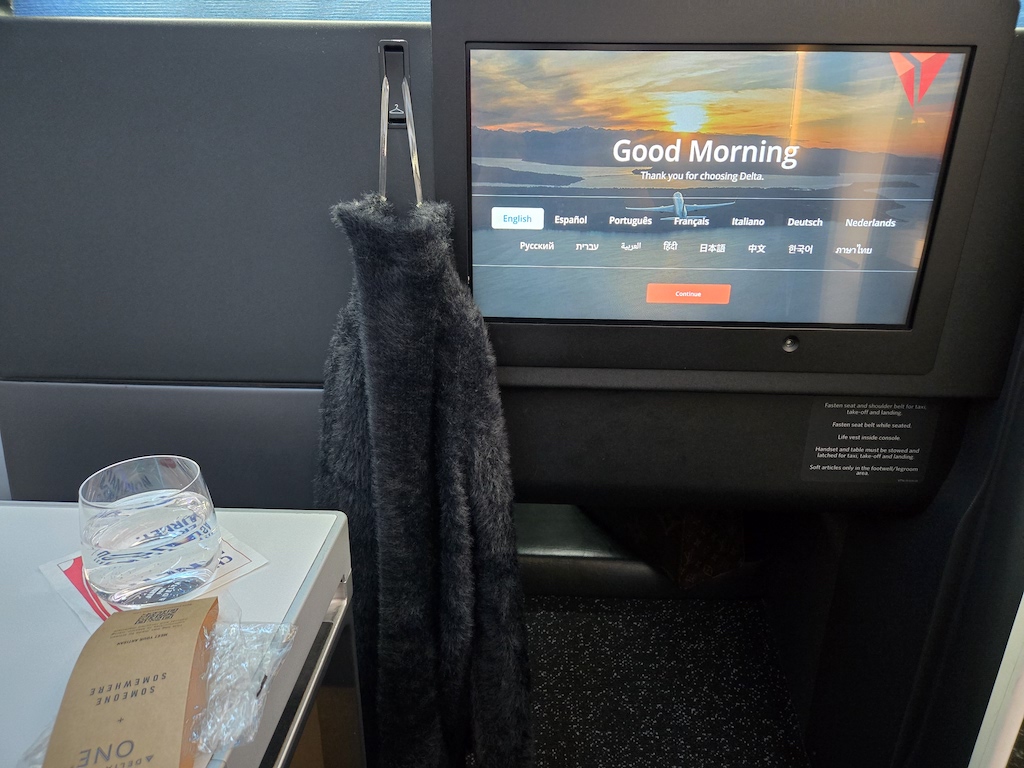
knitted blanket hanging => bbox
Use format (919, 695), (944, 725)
(315, 193), (533, 768)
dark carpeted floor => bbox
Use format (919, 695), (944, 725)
(524, 596), (810, 768)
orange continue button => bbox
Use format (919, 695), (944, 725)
(646, 283), (732, 304)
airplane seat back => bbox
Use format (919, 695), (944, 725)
(0, 19), (432, 508)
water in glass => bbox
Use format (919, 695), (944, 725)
(79, 456), (221, 607)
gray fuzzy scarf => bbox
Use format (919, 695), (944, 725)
(315, 194), (533, 768)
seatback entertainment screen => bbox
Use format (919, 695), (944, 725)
(468, 47), (969, 326)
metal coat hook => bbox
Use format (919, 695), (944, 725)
(378, 40), (423, 206)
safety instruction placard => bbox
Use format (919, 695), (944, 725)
(801, 398), (939, 483)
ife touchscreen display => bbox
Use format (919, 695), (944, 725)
(467, 47), (969, 326)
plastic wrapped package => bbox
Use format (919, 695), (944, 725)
(191, 619), (297, 754)
(17, 600), (296, 768)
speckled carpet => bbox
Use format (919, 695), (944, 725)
(524, 596), (810, 768)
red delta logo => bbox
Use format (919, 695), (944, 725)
(890, 52), (950, 106)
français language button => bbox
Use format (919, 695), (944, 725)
(491, 207), (544, 230)
(646, 283), (732, 304)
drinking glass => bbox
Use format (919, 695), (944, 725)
(78, 455), (222, 608)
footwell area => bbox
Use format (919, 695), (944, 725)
(525, 596), (810, 768)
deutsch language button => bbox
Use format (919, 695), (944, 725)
(646, 283), (732, 304)
(491, 207), (544, 230)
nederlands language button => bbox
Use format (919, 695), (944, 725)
(491, 207), (544, 229)
(845, 217), (896, 227)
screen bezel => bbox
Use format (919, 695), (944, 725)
(431, 0), (1022, 393)
(457, 42), (976, 373)
(466, 43), (972, 337)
